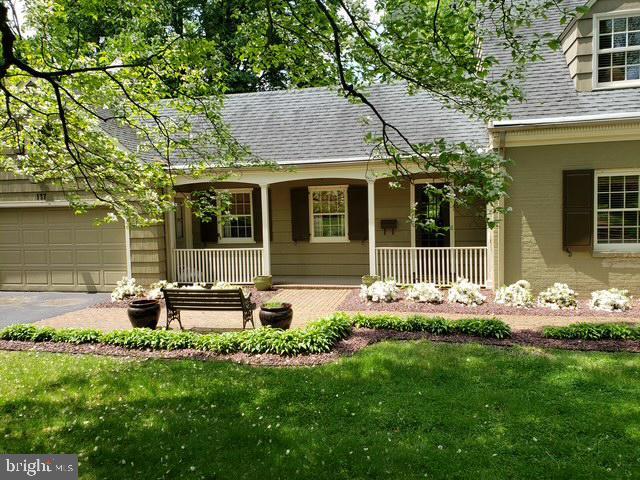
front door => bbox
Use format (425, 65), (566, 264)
(415, 183), (451, 247)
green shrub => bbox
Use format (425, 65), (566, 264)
(351, 314), (511, 339)
(543, 323), (639, 340)
(0, 324), (38, 341)
(52, 328), (103, 344)
(452, 318), (512, 339)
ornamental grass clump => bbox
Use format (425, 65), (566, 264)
(537, 283), (578, 310)
(111, 277), (145, 301)
(447, 278), (486, 306)
(359, 280), (400, 303)
(589, 288), (632, 312)
(495, 280), (534, 308)
(406, 283), (444, 304)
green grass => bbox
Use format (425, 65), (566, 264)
(1, 342), (640, 479)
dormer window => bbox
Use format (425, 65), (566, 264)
(595, 14), (640, 87)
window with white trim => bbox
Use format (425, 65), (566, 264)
(218, 189), (253, 242)
(596, 14), (640, 86)
(309, 186), (348, 242)
(175, 201), (185, 240)
(595, 172), (640, 250)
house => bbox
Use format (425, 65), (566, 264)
(2, 0), (640, 294)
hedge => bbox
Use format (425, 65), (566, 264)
(543, 323), (640, 341)
(0, 314), (353, 356)
(351, 314), (512, 339)
(0, 314), (512, 356)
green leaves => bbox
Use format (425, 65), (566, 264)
(543, 323), (640, 341)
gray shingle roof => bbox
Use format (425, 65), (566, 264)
(219, 84), (486, 164)
(488, 0), (640, 121)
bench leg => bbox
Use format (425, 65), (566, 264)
(243, 310), (255, 330)
(167, 309), (183, 330)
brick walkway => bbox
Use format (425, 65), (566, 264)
(36, 289), (353, 332)
(35, 288), (634, 333)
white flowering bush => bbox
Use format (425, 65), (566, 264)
(495, 280), (534, 308)
(537, 283), (578, 310)
(359, 280), (400, 303)
(589, 288), (632, 312)
(146, 280), (178, 299)
(111, 277), (145, 302)
(447, 278), (486, 306)
(406, 283), (444, 303)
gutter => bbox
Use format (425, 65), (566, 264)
(490, 111), (640, 130)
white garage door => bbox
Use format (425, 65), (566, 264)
(0, 208), (127, 292)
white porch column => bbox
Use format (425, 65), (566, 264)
(184, 197), (193, 249)
(367, 179), (376, 275)
(165, 207), (177, 281)
(260, 184), (271, 276)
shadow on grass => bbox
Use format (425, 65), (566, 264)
(1, 341), (639, 479)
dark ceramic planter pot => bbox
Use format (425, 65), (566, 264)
(259, 303), (293, 330)
(127, 299), (161, 329)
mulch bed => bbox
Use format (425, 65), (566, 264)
(339, 289), (640, 318)
(1, 329), (639, 367)
(92, 288), (278, 309)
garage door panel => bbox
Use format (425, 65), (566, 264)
(21, 210), (48, 225)
(0, 270), (22, 284)
(51, 271), (75, 286)
(0, 249), (22, 264)
(50, 249), (74, 265)
(0, 208), (128, 292)
(77, 271), (100, 286)
(102, 249), (126, 265)
(23, 230), (48, 244)
(104, 270), (125, 285)
(25, 271), (49, 285)
(76, 228), (101, 244)
(49, 229), (74, 244)
(23, 250), (47, 264)
(101, 229), (124, 244)
(0, 230), (21, 244)
(0, 211), (19, 224)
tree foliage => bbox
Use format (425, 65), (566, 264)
(0, 0), (576, 226)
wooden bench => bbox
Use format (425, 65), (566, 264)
(162, 284), (256, 330)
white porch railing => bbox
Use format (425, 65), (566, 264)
(376, 247), (489, 287)
(173, 248), (264, 284)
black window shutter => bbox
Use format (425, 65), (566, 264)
(253, 188), (262, 242)
(348, 185), (368, 241)
(563, 170), (594, 251)
(199, 194), (218, 243)
(290, 187), (310, 242)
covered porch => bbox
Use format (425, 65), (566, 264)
(165, 166), (494, 288)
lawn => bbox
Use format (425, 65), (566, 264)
(1, 342), (639, 479)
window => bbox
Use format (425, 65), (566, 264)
(218, 189), (254, 242)
(595, 171), (640, 251)
(309, 186), (348, 242)
(596, 14), (640, 86)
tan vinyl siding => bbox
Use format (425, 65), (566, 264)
(504, 139), (640, 294)
(130, 225), (166, 286)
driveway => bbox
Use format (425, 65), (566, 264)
(0, 292), (109, 328)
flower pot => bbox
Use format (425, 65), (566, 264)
(127, 299), (161, 329)
(254, 275), (273, 291)
(259, 303), (293, 330)
(361, 275), (380, 287)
